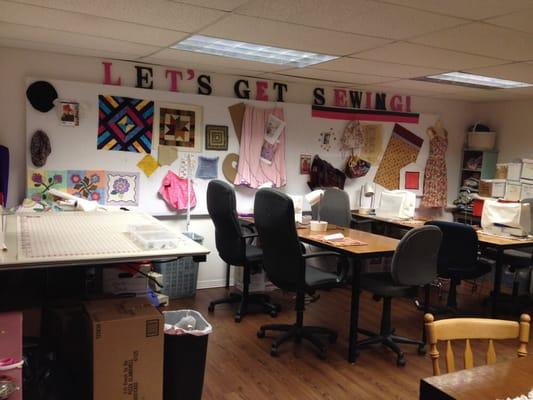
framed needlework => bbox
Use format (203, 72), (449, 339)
(205, 125), (228, 150)
(400, 163), (424, 197)
(158, 103), (203, 152)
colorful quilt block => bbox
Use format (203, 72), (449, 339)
(27, 169), (67, 202)
(105, 172), (139, 206)
(67, 170), (106, 204)
(98, 95), (154, 153)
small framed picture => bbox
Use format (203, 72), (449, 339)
(59, 101), (79, 126)
(205, 125), (229, 151)
(300, 154), (312, 174)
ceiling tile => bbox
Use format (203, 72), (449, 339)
(171, 0), (249, 11)
(200, 14), (390, 56)
(10, 0), (225, 32)
(411, 23), (533, 61)
(0, 22), (159, 57)
(0, 1), (187, 47)
(486, 8), (533, 35)
(275, 68), (396, 85)
(235, 0), (466, 39)
(258, 72), (356, 87)
(378, 0), (533, 20)
(465, 62), (533, 83)
(313, 57), (443, 78)
(356, 42), (508, 70)
(0, 37), (153, 60)
(382, 79), (477, 94)
(140, 48), (289, 72)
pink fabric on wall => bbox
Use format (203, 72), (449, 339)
(159, 170), (197, 211)
(234, 105), (286, 188)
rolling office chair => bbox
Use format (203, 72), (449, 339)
(425, 221), (493, 310)
(358, 225), (442, 366)
(311, 187), (352, 228)
(254, 189), (342, 358)
(206, 180), (279, 322)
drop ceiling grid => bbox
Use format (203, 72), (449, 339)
(0, 0), (533, 100)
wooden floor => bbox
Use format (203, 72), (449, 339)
(171, 286), (533, 400)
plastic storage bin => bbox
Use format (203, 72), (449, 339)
(163, 310), (212, 400)
(467, 131), (496, 150)
(153, 232), (204, 299)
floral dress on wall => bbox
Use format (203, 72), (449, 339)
(421, 133), (448, 208)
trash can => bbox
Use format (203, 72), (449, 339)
(163, 310), (212, 400)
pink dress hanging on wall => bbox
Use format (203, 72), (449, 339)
(234, 105), (286, 188)
(421, 134), (448, 208)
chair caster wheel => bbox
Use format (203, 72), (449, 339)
(329, 333), (338, 344)
(418, 344), (427, 355)
(234, 314), (242, 323)
(317, 349), (327, 360)
(257, 329), (265, 338)
(208, 304), (215, 312)
(269, 310), (278, 318)
(397, 354), (406, 367)
(270, 347), (279, 357)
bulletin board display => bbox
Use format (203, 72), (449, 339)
(26, 77), (439, 216)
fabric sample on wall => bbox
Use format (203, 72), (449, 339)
(159, 170), (197, 211)
(97, 95), (154, 153)
(27, 169), (67, 203)
(0, 145), (9, 206)
(374, 124), (423, 190)
(196, 156), (219, 179)
(137, 154), (160, 177)
(421, 135), (448, 208)
(105, 172), (140, 206)
(360, 124), (383, 164)
(67, 170), (106, 204)
(234, 105), (286, 188)
(157, 146), (178, 166)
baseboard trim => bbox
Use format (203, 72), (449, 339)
(197, 278), (233, 290)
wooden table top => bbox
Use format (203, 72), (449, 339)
(352, 211), (428, 229)
(297, 226), (399, 256)
(352, 212), (533, 249)
(420, 356), (533, 400)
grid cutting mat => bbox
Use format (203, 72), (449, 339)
(17, 212), (154, 259)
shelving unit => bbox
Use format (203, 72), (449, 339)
(459, 148), (498, 194)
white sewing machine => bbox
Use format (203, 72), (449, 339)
(481, 200), (531, 238)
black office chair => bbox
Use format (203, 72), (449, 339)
(358, 225), (442, 366)
(426, 221), (493, 310)
(254, 188), (342, 358)
(206, 180), (279, 322)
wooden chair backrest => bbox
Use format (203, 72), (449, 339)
(424, 313), (530, 376)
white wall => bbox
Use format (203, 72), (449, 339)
(473, 99), (533, 163)
(0, 46), (476, 288)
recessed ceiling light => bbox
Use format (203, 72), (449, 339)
(171, 35), (338, 68)
(416, 72), (533, 89)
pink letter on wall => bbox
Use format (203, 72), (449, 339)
(389, 95), (403, 112)
(102, 62), (122, 86)
(365, 91), (373, 109)
(166, 69), (183, 92)
(256, 81), (269, 101)
(334, 89), (347, 107)
(405, 96), (412, 112)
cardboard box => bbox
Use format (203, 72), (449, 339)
(505, 181), (522, 201)
(85, 298), (164, 400)
(103, 263), (150, 296)
(479, 179), (506, 198)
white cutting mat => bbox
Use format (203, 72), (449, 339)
(17, 212), (158, 259)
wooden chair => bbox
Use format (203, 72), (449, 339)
(424, 313), (530, 376)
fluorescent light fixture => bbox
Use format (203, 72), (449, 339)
(420, 71), (533, 89)
(171, 35), (338, 67)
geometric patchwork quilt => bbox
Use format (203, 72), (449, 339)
(97, 95), (154, 153)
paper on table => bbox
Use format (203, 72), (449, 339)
(521, 159), (533, 181)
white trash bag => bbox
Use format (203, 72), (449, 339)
(163, 309), (212, 336)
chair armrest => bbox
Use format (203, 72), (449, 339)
(242, 232), (259, 239)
